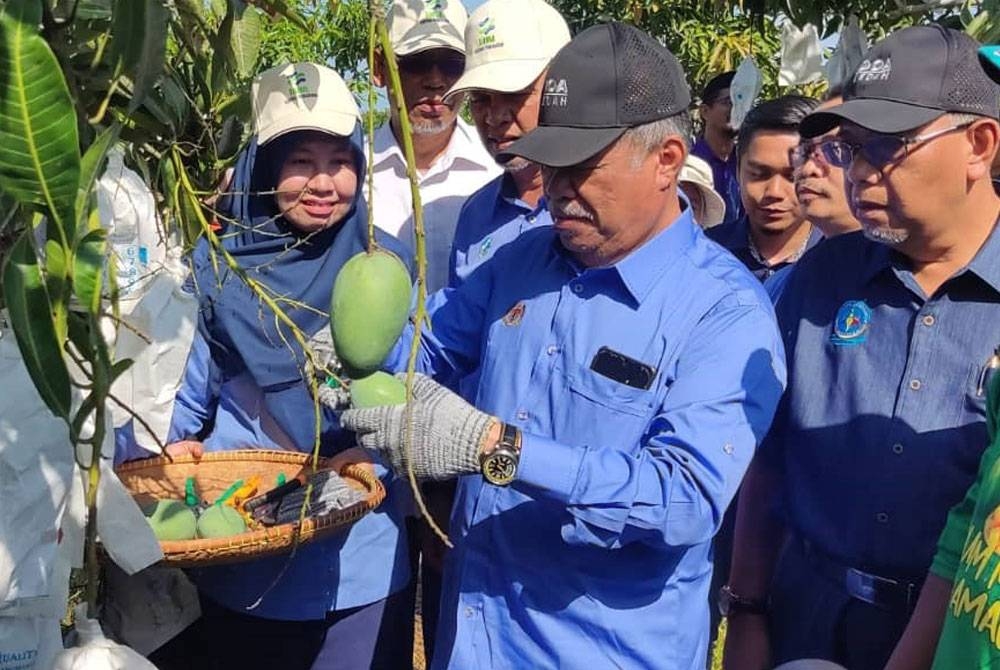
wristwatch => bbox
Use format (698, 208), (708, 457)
(480, 423), (522, 486)
(718, 584), (768, 617)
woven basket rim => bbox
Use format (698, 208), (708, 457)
(115, 450), (385, 566)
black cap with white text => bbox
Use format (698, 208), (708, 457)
(497, 22), (691, 167)
(801, 25), (1000, 138)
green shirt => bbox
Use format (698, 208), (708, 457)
(932, 375), (1000, 668)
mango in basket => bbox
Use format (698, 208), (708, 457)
(197, 503), (248, 539)
(330, 249), (411, 376)
(144, 499), (197, 541)
(350, 371), (407, 408)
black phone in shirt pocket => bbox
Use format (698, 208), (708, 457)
(589, 346), (657, 390)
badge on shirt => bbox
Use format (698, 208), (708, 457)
(479, 236), (494, 258)
(831, 300), (872, 346)
(502, 301), (526, 326)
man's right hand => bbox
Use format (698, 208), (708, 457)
(164, 441), (204, 459)
(722, 613), (771, 670)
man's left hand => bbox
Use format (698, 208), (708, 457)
(340, 373), (499, 481)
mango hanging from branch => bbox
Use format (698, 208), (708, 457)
(330, 249), (411, 377)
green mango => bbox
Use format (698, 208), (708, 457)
(196, 504), (248, 539)
(330, 249), (412, 376)
(144, 499), (197, 541)
(350, 371), (407, 408)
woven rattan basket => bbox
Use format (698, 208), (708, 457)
(115, 450), (385, 567)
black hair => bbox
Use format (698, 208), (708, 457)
(735, 95), (820, 163)
(701, 71), (736, 105)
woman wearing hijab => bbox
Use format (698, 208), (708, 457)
(146, 63), (414, 670)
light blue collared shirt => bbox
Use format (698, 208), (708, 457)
(448, 173), (551, 288)
(388, 207), (786, 668)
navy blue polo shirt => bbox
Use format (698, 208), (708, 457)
(707, 216), (823, 281)
(759, 227), (1000, 579)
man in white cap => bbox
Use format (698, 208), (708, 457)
(445, 0), (571, 288)
(411, 2), (570, 660)
(371, 0), (500, 294)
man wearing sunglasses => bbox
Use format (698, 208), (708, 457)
(724, 25), (1000, 670)
(763, 93), (863, 302)
(371, 0), (501, 294)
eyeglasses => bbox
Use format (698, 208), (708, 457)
(816, 122), (972, 170)
(790, 141), (830, 169)
(397, 53), (466, 78)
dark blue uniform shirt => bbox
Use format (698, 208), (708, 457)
(760, 227), (1000, 578)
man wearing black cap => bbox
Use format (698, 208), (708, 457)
(341, 22), (785, 669)
(724, 25), (1000, 670)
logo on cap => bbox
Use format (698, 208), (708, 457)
(476, 16), (497, 49)
(422, 0), (445, 22)
(855, 58), (892, 83)
(542, 78), (568, 107)
(286, 71), (311, 98)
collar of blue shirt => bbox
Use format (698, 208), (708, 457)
(857, 219), (1000, 295)
(555, 203), (699, 307)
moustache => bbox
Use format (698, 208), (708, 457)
(551, 201), (594, 221)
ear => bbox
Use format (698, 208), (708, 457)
(654, 136), (687, 191)
(372, 52), (387, 88)
(967, 119), (1000, 182)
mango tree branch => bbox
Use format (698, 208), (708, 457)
(374, 18), (451, 548)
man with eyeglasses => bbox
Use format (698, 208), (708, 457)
(763, 93), (862, 302)
(371, 0), (500, 294)
(724, 25), (1000, 670)
(341, 23), (785, 669)
(692, 71), (744, 226)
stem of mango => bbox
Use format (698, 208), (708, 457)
(366, 15), (377, 252)
(374, 18), (452, 548)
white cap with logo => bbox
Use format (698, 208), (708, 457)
(252, 62), (361, 146)
(446, 0), (570, 99)
(387, 0), (468, 57)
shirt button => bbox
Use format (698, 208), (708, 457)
(891, 443), (904, 455)
(527, 215), (536, 224)
(571, 283), (583, 294)
(922, 314), (935, 327)
(876, 512), (890, 523)
(909, 379), (922, 391)
(516, 409), (530, 421)
(464, 606), (474, 618)
(546, 345), (560, 355)
(723, 443), (735, 455)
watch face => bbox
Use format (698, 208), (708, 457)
(483, 451), (517, 486)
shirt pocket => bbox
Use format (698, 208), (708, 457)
(560, 364), (659, 449)
(958, 361), (991, 427)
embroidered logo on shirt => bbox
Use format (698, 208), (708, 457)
(831, 300), (872, 346)
(479, 236), (493, 258)
(502, 301), (526, 326)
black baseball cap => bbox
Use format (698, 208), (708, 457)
(801, 25), (1000, 138)
(496, 22), (691, 167)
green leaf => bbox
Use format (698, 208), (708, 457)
(2, 231), (71, 418)
(229, 2), (262, 78)
(0, 0), (81, 247)
(72, 227), (107, 315)
(76, 123), (120, 228)
(110, 357), (133, 383)
(112, 0), (169, 110)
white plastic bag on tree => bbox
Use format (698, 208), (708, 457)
(52, 606), (158, 670)
(779, 22), (824, 86)
(730, 56), (763, 129)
